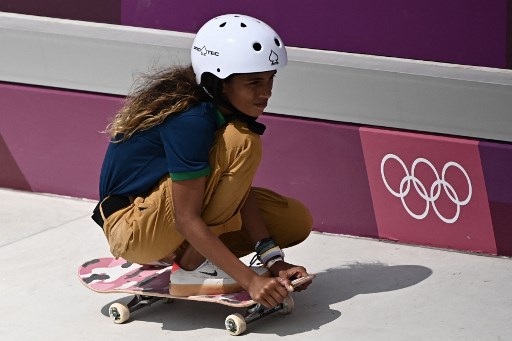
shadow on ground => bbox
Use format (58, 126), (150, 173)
(100, 262), (432, 336)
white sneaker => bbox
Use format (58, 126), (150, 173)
(169, 259), (269, 296)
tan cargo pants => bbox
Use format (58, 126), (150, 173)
(101, 120), (313, 264)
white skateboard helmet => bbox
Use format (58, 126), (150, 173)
(191, 14), (288, 84)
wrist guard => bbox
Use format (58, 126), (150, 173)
(255, 237), (284, 268)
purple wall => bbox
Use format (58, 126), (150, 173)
(0, 0), (121, 24)
(121, 0), (510, 69)
(1, 0), (510, 69)
(479, 142), (512, 256)
(508, 1), (512, 67)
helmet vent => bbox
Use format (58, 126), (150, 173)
(241, 23), (247, 28)
(253, 43), (262, 51)
(219, 22), (226, 27)
(274, 38), (281, 47)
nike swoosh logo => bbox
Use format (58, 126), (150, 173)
(199, 270), (218, 277)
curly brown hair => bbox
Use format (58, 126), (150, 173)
(106, 65), (209, 141)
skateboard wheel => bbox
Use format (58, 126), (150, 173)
(280, 295), (294, 314)
(109, 303), (130, 324)
(225, 313), (246, 336)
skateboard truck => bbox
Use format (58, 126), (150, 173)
(225, 275), (313, 335)
(109, 295), (165, 324)
(225, 296), (295, 336)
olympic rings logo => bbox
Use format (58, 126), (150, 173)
(380, 154), (472, 224)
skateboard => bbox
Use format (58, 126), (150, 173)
(78, 257), (314, 335)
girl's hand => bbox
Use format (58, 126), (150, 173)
(269, 261), (313, 292)
(247, 276), (290, 308)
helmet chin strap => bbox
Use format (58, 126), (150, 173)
(218, 99), (266, 135)
(201, 81), (266, 135)
(225, 110), (266, 135)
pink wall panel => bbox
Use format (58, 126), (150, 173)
(0, 83), (121, 199)
(255, 116), (378, 237)
(0, 133), (32, 191)
(2, 82), (511, 257)
(360, 127), (496, 254)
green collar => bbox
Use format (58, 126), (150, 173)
(214, 107), (226, 128)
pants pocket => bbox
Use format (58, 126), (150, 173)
(106, 218), (134, 259)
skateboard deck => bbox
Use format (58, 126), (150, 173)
(78, 257), (314, 335)
(78, 257), (253, 307)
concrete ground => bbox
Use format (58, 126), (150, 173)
(1, 188), (511, 340)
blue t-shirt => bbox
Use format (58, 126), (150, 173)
(99, 102), (225, 200)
